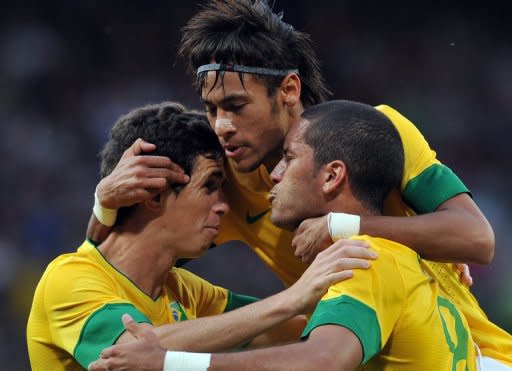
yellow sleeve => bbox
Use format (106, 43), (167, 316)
(173, 268), (230, 317)
(42, 260), (149, 367)
(302, 241), (404, 364)
(377, 105), (469, 213)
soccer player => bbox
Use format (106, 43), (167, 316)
(27, 102), (372, 370)
(86, 0), (511, 363)
(88, 100), (502, 370)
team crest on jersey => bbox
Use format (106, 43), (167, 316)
(169, 301), (188, 321)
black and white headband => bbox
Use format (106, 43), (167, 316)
(197, 63), (299, 77)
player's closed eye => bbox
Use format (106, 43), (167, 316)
(205, 105), (217, 117)
(226, 103), (246, 114)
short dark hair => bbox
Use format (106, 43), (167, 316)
(302, 100), (404, 213)
(100, 102), (225, 223)
(179, 0), (331, 107)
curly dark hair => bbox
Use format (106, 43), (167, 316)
(100, 101), (225, 224)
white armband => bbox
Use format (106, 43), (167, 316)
(93, 192), (118, 227)
(327, 212), (361, 241)
(164, 351), (211, 371)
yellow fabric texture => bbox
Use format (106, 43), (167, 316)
(312, 235), (476, 370)
(215, 104), (511, 364)
(27, 240), (229, 370)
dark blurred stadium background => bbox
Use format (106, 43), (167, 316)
(2, 1), (511, 368)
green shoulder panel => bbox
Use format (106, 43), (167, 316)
(224, 291), (259, 312)
(403, 163), (470, 214)
(73, 303), (151, 368)
(301, 295), (381, 365)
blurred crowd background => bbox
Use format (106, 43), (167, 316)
(2, 1), (511, 368)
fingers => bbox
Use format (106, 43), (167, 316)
(100, 345), (119, 359)
(122, 314), (150, 340)
(330, 238), (370, 249)
(295, 218), (313, 234)
(120, 139), (189, 183)
(125, 138), (157, 157)
(318, 242), (377, 262)
(122, 313), (135, 327)
(324, 270), (354, 286)
(88, 358), (111, 371)
(332, 257), (372, 270)
(454, 263), (473, 287)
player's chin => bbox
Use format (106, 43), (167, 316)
(270, 212), (297, 232)
(229, 153), (261, 173)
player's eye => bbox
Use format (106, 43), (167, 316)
(205, 105), (217, 117)
(204, 179), (220, 193)
(226, 103), (246, 114)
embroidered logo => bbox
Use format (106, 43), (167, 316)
(245, 208), (271, 224)
(169, 301), (188, 321)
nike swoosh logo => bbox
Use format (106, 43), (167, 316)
(246, 208), (271, 224)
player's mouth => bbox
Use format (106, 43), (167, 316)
(203, 225), (220, 238)
(224, 144), (248, 160)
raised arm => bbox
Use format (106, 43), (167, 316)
(89, 318), (362, 371)
(87, 138), (189, 243)
(360, 193), (494, 264)
(87, 242), (377, 370)
(153, 242), (374, 352)
(292, 105), (494, 265)
(208, 325), (361, 371)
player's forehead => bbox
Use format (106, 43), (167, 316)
(201, 70), (267, 103)
(284, 118), (310, 153)
(191, 155), (225, 180)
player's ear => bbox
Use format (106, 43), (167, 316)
(279, 73), (301, 108)
(321, 160), (347, 195)
(144, 193), (163, 212)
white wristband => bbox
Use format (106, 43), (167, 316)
(92, 192), (118, 227)
(327, 212), (361, 241)
(164, 351), (211, 371)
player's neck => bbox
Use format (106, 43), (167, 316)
(328, 196), (381, 217)
(99, 230), (176, 300)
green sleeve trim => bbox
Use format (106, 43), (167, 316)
(224, 291), (259, 312)
(403, 163), (470, 214)
(301, 295), (381, 365)
(73, 303), (151, 368)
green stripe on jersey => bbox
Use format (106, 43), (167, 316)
(74, 303), (151, 368)
(301, 295), (381, 365)
(403, 164), (469, 214)
(225, 291), (259, 312)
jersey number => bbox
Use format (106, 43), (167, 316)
(437, 296), (470, 371)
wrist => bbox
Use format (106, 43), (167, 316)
(163, 351), (211, 371)
(328, 212), (360, 241)
(284, 283), (310, 315)
(93, 191), (118, 227)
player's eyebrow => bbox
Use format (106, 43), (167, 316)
(284, 142), (298, 156)
(201, 93), (248, 107)
(198, 167), (225, 183)
(209, 170), (225, 180)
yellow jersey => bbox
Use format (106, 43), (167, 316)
(302, 235), (476, 370)
(215, 104), (512, 365)
(27, 240), (256, 370)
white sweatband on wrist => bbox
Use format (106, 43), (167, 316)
(164, 351), (211, 371)
(328, 212), (361, 241)
(93, 192), (118, 227)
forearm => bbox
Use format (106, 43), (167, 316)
(360, 195), (494, 264)
(154, 290), (301, 352)
(209, 341), (329, 371)
(86, 213), (112, 244)
(246, 315), (307, 349)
